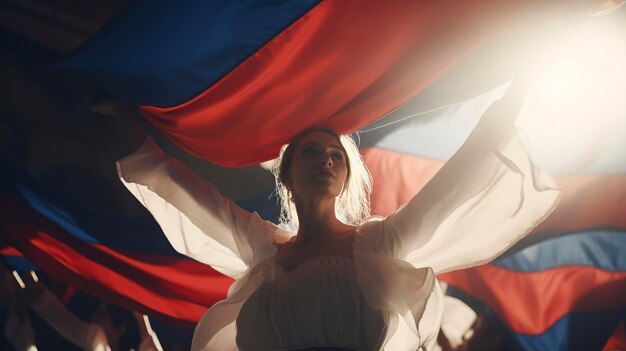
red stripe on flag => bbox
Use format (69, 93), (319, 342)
(535, 175), (626, 233)
(0, 246), (22, 256)
(363, 147), (442, 217)
(139, 0), (590, 166)
(603, 321), (626, 351)
(1, 189), (231, 328)
(440, 265), (626, 335)
(363, 147), (626, 232)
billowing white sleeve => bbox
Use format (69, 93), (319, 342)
(117, 138), (285, 279)
(359, 104), (561, 275)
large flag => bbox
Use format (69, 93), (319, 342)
(355, 7), (626, 347)
(0, 159), (231, 329)
(55, 0), (604, 166)
(442, 231), (626, 351)
(3, 0), (623, 349)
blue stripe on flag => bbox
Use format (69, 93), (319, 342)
(494, 230), (626, 272)
(56, 0), (320, 107)
(359, 82), (626, 175)
(2, 158), (175, 254)
(513, 308), (626, 351)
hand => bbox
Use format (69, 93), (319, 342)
(472, 73), (535, 145)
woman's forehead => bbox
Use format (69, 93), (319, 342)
(297, 130), (342, 147)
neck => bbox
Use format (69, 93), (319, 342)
(293, 196), (350, 243)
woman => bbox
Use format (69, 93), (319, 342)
(117, 80), (561, 350)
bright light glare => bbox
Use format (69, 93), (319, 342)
(533, 59), (586, 108)
(517, 13), (626, 173)
(526, 21), (625, 115)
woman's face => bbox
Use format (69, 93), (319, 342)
(287, 131), (348, 201)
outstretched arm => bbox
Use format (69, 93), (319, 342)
(117, 138), (286, 278)
(361, 78), (560, 274)
(472, 76), (533, 140)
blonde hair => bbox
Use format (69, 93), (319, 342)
(272, 128), (372, 230)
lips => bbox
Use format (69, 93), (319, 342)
(314, 170), (335, 178)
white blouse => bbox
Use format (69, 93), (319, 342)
(236, 256), (387, 350)
(117, 119), (561, 350)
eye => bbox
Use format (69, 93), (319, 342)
(301, 145), (319, 156)
(331, 151), (345, 162)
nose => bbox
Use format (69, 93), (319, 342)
(320, 153), (333, 168)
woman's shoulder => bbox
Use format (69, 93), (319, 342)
(359, 215), (385, 225)
(272, 227), (295, 245)
(355, 215), (385, 233)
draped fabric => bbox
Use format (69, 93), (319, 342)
(441, 231), (626, 351)
(357, 76), (626, 348)
(0, 159), (230, 329)
(57, 0), (603, 166)
(2, 0), (624, 349)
